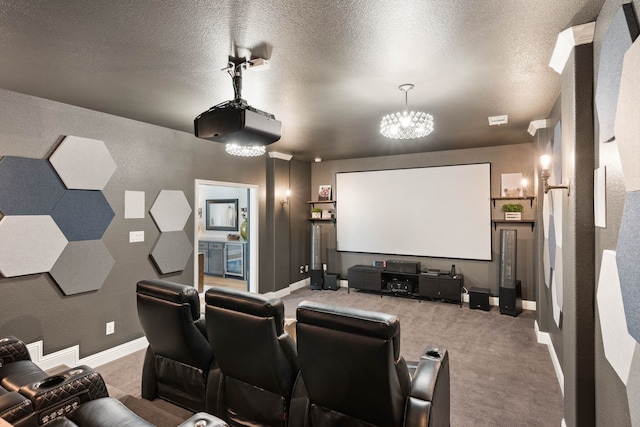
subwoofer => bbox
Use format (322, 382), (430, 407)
(310, 224), (323, 290)
(498, 229), (521, 316)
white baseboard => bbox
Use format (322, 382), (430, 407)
(27, 336), (148, 371)
(267, 278), (309, 299)
(535, 320), (564, 396)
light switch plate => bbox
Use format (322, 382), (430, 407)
(129, 230), (144, 243)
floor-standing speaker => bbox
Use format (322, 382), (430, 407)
(499, 229), (521, 316)
(310, 224), (323, 290)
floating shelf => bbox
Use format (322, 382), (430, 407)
(491, 219), (535, 231)
(491, 196), (536, 208)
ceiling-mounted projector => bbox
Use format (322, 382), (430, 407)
(194, 58), (281, 146)
(194, 99), (281, 145)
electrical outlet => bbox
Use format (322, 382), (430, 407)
(305, 265), (309, 272)
(299, 265), (304, 274)
(129, 231), (144, 243)
(106, 321), (115, 335)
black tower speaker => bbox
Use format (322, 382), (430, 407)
(498, 229), (522, 316)
(310, 224), (323, 290)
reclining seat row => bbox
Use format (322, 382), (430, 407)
(136, 280), (450, 427)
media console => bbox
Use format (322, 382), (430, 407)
(347, 264), (463, 307)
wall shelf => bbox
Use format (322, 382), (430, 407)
(491, 196), (536, 208)
(308, 200), (336, 223)
(491, 219), (535, 231)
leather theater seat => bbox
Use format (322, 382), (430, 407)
(136, 280), (215, 412)
(204, 286), (299, 426)
(289, 301), (450, 427)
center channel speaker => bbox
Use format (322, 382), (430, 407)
(498, 229), (521, 316)
(310, 224), (323, 290)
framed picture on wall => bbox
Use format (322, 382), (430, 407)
(501, 173), (523, 197)
(318, 185), (332, 201)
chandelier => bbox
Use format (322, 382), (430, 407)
(380, 84), (433, 139)
(225, 143), (266, 157)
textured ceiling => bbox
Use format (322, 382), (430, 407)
(0, 1), (604, 161)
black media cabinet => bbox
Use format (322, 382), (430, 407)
(347, 264), (463, 307)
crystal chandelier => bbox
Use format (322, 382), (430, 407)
(225, 143), (266, 157)
(380, 84), (433, 139)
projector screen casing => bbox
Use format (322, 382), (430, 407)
(336, 163), (492, 260)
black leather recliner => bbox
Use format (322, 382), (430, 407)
(289, 301), (450, 427)
(136, 279), (214, 412)
(204, 286), (299, 426)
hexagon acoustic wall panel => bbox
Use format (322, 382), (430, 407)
(598, 250), (637, 384)
(50, 240), (115, 295)
(0, 216), (68, 277)
(615, 36), (640, 192)
(49, 136), (117, 190)
(150, 190), (192, 232)
(150, 231), (193, 274)
(627, 348), (640, 426)
(616, 190), (640, 342)
(553, 122), (563, 184)
(554, 250), (564, 309)
(0, 156), (65, 215)
(543, 238), (551, 287)
(549, 218), (557, 270)
(551, 270), (562, 327)
(50, 190), (115, 241)
(596, 3), (639, 144)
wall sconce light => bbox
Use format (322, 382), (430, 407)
(540, 154), (570, 195)
(280, 189), (291, 206)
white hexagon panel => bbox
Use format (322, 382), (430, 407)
(598, 250), (637, 385)
(50, 240), (115, 295)
(0, 215), (68, 277)
(150, 231), (193, 274)
(150, 190), (192, 232)
(615, 36), (640, 192)
(49, 135), (117, 190)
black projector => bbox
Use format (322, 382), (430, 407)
(194, 100), (281, 146)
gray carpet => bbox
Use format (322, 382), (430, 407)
(95, 286), (563, 426)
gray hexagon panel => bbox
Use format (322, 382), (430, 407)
(598, 250), (636, 384)
(0, 215), (68, 277)
(49, 136), (117, 190)
(549, 217), (556, 270)
(150, 190), (192, 232)
(615, 33), (640, 192)
(150, 231), (193, 274)
(616, 190), (640, 342)
(627, 345), (640, 426)
(596, 3), (639, 144)
(50, 240), (115, 295)
(552, 122), (562, 184)
(0, 156), (65, 215)
(50, 190), (115, 241)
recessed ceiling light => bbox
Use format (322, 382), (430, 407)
(488, 115), (508, 126)
(315, 157), (322, 163)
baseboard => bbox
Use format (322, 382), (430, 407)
(535, 320), (564, 396)
(27, 336), (149, 371)
(462, 293), (536, 311)
(266, 278), (309, 299)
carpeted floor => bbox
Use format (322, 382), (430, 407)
(95, 286), (563, 427)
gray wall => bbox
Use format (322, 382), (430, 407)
(0, 88), (297, 357)
(310, 143), (536, 299)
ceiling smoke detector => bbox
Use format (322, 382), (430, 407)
(488, 115), (508, 126)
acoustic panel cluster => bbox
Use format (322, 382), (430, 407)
(0, 136), (116, 295)
(597, 6), (640, 423)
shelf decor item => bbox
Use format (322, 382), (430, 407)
(318, 185), (332, 201)
(502, 203), (523, 220)
(240, 208), (248, 240)
(311, 207), (322, 219)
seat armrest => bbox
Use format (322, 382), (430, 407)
(178, 412), (229, 427)
(0, 337), (31, 366)
(0, 390), (33, 423)
(404, 346), (450, 427)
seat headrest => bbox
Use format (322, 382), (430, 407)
(136, 279), (200, 321)
(205, 286), (285, 332)
(296, 300), (401, 358)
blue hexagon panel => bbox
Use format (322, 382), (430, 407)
(50, 240), (115, 295)
(150, 231), (193, 274)
(616, 190), (640, 342)
(50, 190), (114, 241)
(0, 156), (65, 215)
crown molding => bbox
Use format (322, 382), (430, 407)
(528, 119), (549, 136)
(549, 22), (596, 74)
(268, 152), (293, 161)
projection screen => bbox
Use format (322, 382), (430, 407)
(336, 163), (491, 260)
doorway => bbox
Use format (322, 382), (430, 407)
(193, 179), (258, 293)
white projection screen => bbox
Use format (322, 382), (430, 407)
(336, 163), (492, 260)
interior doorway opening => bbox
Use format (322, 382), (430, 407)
(193, 179), (258, 293)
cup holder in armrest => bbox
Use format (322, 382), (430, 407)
(35, 375), (67, 389)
